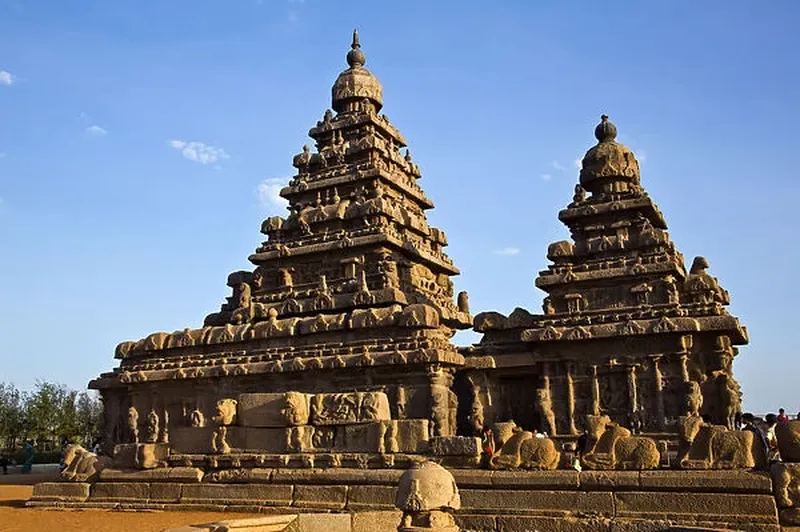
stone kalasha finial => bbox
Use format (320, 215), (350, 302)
(396, 461), (461, 531)
(594, 114), (618, 143)
(346, 29), (366, 68)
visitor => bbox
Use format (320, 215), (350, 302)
(765, 413), (780, 462)
(797, 412), (800, 421)
(576, 430), (589, 459)
(778, 408), (790, 423)
(742, 413), (768, 462)
(22, 440), (34, 473)
(480, 428), (495, 469)
(0, 453), (7, 475)
(734, 412), (743, 430)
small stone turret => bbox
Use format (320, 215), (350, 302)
(396, 461), (461, 531)
(580, 114), (641, 195)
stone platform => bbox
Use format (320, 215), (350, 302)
(29, 468), (780, 531)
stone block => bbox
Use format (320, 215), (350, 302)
(239, 392), (311, 427)
(242, 427), (289, 452)
(92, 482), (150, 500)
(286, 426), (315, 452)
(296, 513), (350, 532)
(136, 442), (170, 469)
(112, 443), (137, 468)
(777, 421), (800, 462)
(454, 514), (497, 532)
(150, 482), (182, 501)
(170, 427), (216, 454)
(346, 485), (397, 510)
(496, 516), (611, 532)
(164, 515), (299, 532)
(394, 419), (429, 453)
(773, 462), (800, 508)
(311, 391), (390, 426)
(640, 470), (772, 493)
(181, 483), (294, 505)
(430, 436), (481, 456)
(293, 485), (348, 510)
(614, 491), (778, 521)
(580, 471), (641, 490)
(337, 422), (388, 452)
(30, 482), (90, 501)
(460, 488), (614, 515)
(490, 469), (580, 489)
(351, 510), (403, 532)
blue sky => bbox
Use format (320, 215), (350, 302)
(0, 1), (797, 414)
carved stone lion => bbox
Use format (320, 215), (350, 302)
(581, 415), (659, 470)
(61, 444), (111, 482)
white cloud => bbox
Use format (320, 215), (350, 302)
(540, 173), (552, 181)
(169, 140), (230, 166)
(550, 160), (566, 171)
(0, 70), (16, 86)
(257, 178), (289, 210)
(493, 247), (521, 256)
(86, 125), (107, 136)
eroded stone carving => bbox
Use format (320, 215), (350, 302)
(581, 415), (659, 470)
(310, 391), (390, 426)
(61, 445), (111, 482)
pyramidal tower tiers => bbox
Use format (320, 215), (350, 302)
(90, 31), (471, 466)
(467, 115), (747, 436)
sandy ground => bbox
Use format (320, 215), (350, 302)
(0, 472), (258, 532)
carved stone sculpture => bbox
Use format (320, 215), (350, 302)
(457, 291), (469, 314)
(60, 445), (111, 482)
(581, 415), (659, 470)
(396, 461), (461, 532)
(535, 387), (557, 436)
(489, 423), (560, 470)
(776, 420), (800, 462)
(127, 406), (139, 444)
(145, 408), (159, 443)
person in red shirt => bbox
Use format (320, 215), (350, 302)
(778, 408), (790, 423)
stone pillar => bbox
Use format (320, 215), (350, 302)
(590, 365), (601, 416)
(651, 355), (666, 431)
(626, 365), (638, 415)
(565, 362), (577, 435)
(679, 353), (690, 383)
(428, 367), (454, 437)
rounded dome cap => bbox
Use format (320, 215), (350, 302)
(579, 115), (641, 194)
(332, 30), (383, 113)
(395, 461), (461, 512)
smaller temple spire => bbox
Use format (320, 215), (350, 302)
(346, 29), (366, 69)
(594, 114), (618, 143)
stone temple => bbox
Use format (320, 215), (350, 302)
(31, 31), (800, 532)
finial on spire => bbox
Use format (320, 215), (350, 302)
(346, 29), (366, 68)
(594, 114), (617, 143)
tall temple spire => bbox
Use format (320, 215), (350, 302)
(346, 29), (365, 68)
(594, 114), (617, 143)
(332, 29), (382, 113)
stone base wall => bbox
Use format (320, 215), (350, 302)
(29, 469), (780, 531)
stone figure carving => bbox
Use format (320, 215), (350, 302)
(281, 392), (310, 426)
(190, 409), (205, 427)
(311, 391), (390, 425)
(542, 297), (555, 315)
(684, 256), (730, 305)
(776, 421), (800, 462)
(127, 406), (139, 444)
(489, 423), (560, 470)
(457, 291), (469, 314)
(581, 415), (660, 470)
(468, 387), (484, 436)
(535, 387), (557, 436)
(60, 444), (111, 482)
(396, 461), (461, 532)
(146, 408), (159, 443)
(447, 389), (458, 437)
(159, 409), (169, 443)
(430, 387), (449, 438)
(212, 398), (238, 455)
(573, 183), (587, 203)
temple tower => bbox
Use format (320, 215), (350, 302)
(91, 31), (471, 460)
(467, 116), (747, 435)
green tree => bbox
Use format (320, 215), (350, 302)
(25, 381), (78, 449)
(0, 382), (27, 449)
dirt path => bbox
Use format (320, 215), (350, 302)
(0, 474), (258, 532)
